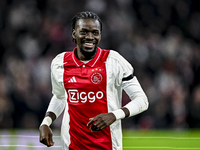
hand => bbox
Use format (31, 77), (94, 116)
(39, 125), (55, 147)
(87, 113), (116, 132)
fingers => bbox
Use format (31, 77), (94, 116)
(87, 116), (108, 132)
(49, 135), (55, 147)
(90, 124), (100, 132)
(87, 113), (116, 132)
(96, 121), (108, 130)
(87, 118), (99, 132)
(40, 135), (55, 147)
(87, 118), (98, 132)
(86, 118), (94, 127)
(39, 125), (54, 147)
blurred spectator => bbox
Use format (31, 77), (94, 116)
(188, 86), (200, 128)
(0, 74), (14, 128)
(0, 0), (200, 129)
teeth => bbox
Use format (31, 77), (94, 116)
(85, 43), (93, 46)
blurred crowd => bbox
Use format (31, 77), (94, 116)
(0, 0), (200, 130)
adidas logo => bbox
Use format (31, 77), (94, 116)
(68, 76), (77, 83)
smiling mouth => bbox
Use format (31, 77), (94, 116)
(85, 42), (94, 45)
(83, 42), (95, 48)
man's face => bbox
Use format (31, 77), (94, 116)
(72, 18), (101, 60)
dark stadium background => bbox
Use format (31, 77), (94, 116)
(0, 0), (200, 146)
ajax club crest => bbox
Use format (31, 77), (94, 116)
(91, 72), (103, 84)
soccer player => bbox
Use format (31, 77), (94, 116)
(39, 11), (149, 150)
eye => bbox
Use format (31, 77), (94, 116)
(80, 31), (87, 35)
(93, 32), (99, 36)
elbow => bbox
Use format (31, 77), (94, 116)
(143, 95), (149, 111)
(137, 94), (149, 113)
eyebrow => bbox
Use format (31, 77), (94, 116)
(81, 28), (100, 32)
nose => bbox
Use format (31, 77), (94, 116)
(85, 32), (94, 39)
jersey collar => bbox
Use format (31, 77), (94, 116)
(72, 47), (102, 67)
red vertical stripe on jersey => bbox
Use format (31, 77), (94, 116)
(63, 48), (112, 150)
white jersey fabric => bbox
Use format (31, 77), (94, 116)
(46, 47), (148, 150)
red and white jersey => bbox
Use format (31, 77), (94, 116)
(51, 47), (135, 150)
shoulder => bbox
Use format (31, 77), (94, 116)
(52, 52), (66, 65)
(51, 51), (74, 65)
(108, 50), (133, 73)
(108, 50), (131, 66)
(108, 50), (123, 60)
(51, 52), (67, 74)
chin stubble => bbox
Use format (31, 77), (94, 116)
(80, 47), (97, 60)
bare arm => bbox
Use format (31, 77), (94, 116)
(39, 112), (56, 147)
(39, 95), (65, 147)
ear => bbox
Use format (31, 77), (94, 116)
(72, 29), (76, 39)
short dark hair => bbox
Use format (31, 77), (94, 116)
(71, 11), (102, 32)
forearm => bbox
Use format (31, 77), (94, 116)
(124, 95), (148, 117)
(40, 95), (66, 127)
(122, 77), (149, 117)
(46, 95), (66, 118)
